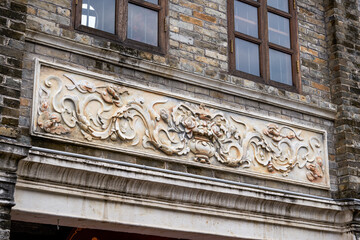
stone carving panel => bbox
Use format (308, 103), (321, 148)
(32, 62), (329, 188)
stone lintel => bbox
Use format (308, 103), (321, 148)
(13, 151), (354, 240)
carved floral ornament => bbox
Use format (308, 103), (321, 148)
(34, 65), (329, 186)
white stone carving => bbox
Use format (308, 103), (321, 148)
(32, 63), (329, 187)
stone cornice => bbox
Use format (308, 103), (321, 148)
(25, 30), (337, 120)
(16, 150), (352, 234)
(0, 140), (30, 172)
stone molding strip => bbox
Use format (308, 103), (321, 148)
(26, 30), (336, 120)
(12, 181), (353, 240)
(30, 146), (330, 201)
(14, 149), (353, 239)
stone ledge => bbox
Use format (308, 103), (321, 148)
(0, 139), (30, 172)
(13, 180), (354, 240)
(16, 151), (352, 233)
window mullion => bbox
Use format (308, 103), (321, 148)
(289, 0), (300, 91)
(260, 0), (269, 84)
(117, 0), (127, 41)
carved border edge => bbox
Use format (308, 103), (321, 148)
(30, 58), (331, 190)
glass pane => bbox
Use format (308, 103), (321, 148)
(268, 13), (290, 48)
(145, 0), (158, 4)
(269, 49), (292, 85)
(81, 0), (115, 34)
(128, 3), (158, 46)
(235, 38), (260, 76)
(268, 0), (288, 12)
(234, 1), (258, 38)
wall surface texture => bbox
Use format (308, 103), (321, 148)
(0, 0), (360, 239)
(0, 0), (29, 239)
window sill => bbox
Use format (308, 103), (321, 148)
(74, 26), (166, 56)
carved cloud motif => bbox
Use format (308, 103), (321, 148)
(34, 67), (328, 186)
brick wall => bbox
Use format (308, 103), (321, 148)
(298, 0), (330, 102)
(1, 0), (360, 238)
(0, 1), (29, 239)
(24, 0), (335, 108)
(326, 0), (360, 198)
(19, 0), (340, 197)
(0, 0), (27, 140)
(168, 0), (228, 80)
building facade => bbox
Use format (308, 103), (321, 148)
(0, 0), (360, 239)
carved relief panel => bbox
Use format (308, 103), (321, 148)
(32, 60), (330, 188)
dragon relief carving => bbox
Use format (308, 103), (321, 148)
(36, 74), (325, 183)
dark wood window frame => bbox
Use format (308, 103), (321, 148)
(227, 0), (300, 92)
(74, 0), (167, 55)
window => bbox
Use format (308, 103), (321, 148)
(228, 0), (300, 92)
(75, 0), (167, 54)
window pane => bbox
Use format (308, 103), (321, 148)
(268, 0), (289, 12)
(145, 0), (158, 4)
(128, 4), (158, 46)
(269, 49), (292, 85)
(81, 0), (115, 34)
(268, 13), (290, 48)
(235, 38), (260, 76)
(234, 1), (258, 38)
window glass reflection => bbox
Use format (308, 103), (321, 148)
(127, 3), (158, 46)
(234, 1), (258, 38)
(268, 13), (290, 48)
(235, 38), (260, 76)
(268, 0), (288, 12)
(81, 0), (115, 34)
(269, 49), (292, 85)
(145, 0), (158, 4)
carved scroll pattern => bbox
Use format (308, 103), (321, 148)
(35, 72), (326, 183)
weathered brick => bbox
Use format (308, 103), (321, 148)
(204, 7), (226, 19)
(9, 21), (25, 32)
(170, 18), (194, 31)
(0, 8), (25, 21)
(3, 98), (19, 109)
(170, 4), (192, 15)
(10, 2), (27, 13)
(179, 14), (203, 26)
(170, 32), (193, 45)
(0, 126), (18, 138)
(0, 106), (19, 117)
(1, 117), (18, 126)
(194, 55), (219, 67)
(193, 11), (216, 23)
(311, 82), (330, 92)
(0, 86), (20, 98)
(0, 16), (6, 26)
(0, 28), (24, 41)
(35, 45), (70, 59)
(0, 65), (22, 78)
(179, 0), (203, 12)
(205, 49), (227, 61)
(300, 46), (319, 57)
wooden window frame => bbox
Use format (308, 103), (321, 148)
(227, 0), (300, 92)
(74, 0), (167, 55)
